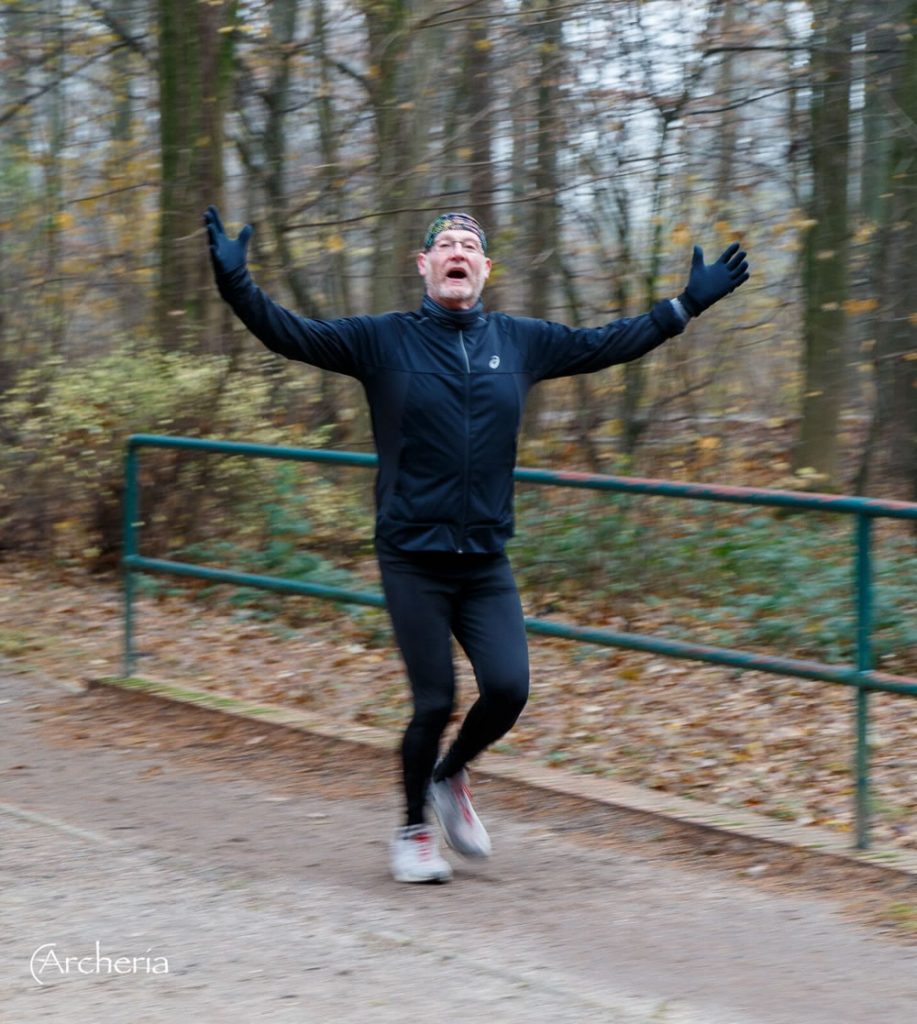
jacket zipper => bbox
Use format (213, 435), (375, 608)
(457, 329), (471, 553)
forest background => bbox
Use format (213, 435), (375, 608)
(1, 0), (916, 672)
(1, 0), (916, 852)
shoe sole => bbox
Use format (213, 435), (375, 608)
(392, 869), (453, 884)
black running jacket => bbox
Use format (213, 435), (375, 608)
(215, 264), (686, 553)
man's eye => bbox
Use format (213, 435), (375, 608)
(434, 240), (482, 254)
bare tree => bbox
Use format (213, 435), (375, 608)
(792, 0), (853, 490)
(871, 1), (917, 498)
(157, 0), (238, 351)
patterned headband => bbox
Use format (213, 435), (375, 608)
(423, 213), (488, 253)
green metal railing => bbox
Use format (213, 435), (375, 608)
(122, 433), (917, 849)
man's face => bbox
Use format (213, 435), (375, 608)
(417, 229), (492, 310)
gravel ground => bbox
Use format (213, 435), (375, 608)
(3, 670), (917, 1023)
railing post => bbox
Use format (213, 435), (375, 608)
(854, 512), (873, 849)
(122, 442), (139, 678)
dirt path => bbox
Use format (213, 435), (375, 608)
(2, 563), (915, 853)
(2, 670), (916, 1023)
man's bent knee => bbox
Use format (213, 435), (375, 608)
(483, 672), (529, 718)
(409, 700), (454, 734)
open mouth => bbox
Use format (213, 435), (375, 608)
(446, 268), (468, 280)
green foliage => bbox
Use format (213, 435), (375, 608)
(511, 490), (917, 672)
(168, 462), (375, 623)
(0, 350), (320, 564)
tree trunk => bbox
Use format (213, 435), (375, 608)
(106, 0), (147, 345)
(259, 0), (321, 320)
(621, 114), (672, 457)
(522, 0), (562, 441)
(0, 3), (31, 392)
(872, 2), (917, 497)
(461, 14), (500, 308)
(313, 0), (358, 444)
(559, 260), (601, 471)
(361, 0), (419, 312)
(41, 1), (67, 357)
(792, 2), (852, 490)
(157, 0), (238, 351)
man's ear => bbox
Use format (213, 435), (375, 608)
(416, 250), (428, 277)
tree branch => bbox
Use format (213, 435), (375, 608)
(0, 41), (132, 129)
(85, 1), (153, 63)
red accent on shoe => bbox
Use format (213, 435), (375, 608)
(455, 781), (475, 824)
(412, 829), (433, 859)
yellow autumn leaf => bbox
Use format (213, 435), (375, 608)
(670, 222), (691, 247)
(853, 222), (877, 245)
(325, 234), (345, 253)
(843, 298), (879, 315)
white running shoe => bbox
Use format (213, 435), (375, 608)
(390, 825), (453, 883)
(428, 769), (492, 858)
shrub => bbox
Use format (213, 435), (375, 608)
(0, 350), (332, 567)
(510, 489), (917, 673)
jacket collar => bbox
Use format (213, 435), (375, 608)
(420, 294), (485, 330)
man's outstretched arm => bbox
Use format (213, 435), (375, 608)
(529, 240), (751, 380)
(203, 205), (366, 377)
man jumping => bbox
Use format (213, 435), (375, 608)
(204, 206), (749, 882)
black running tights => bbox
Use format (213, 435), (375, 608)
(376, 539), (530, 827)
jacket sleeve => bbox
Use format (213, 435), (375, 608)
(517, 300), (687, 382)
(214, 263), (371, 379)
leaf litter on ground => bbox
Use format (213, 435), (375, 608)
(0, 561), (913, 852)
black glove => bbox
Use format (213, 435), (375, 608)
(203, 205), (252, 277)
(678, 242), (749, 317)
